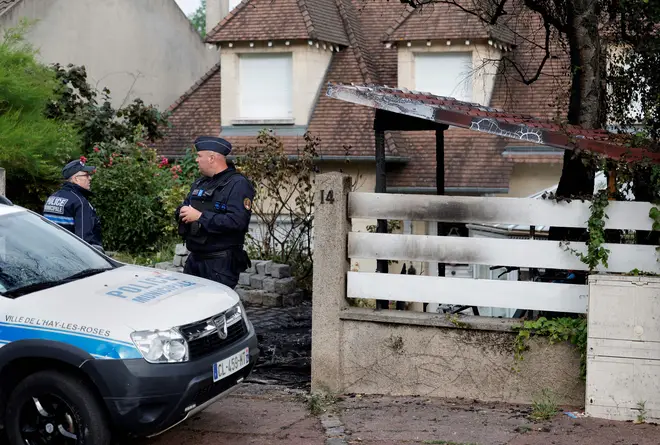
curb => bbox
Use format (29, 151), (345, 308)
(320, 412), (350, 445)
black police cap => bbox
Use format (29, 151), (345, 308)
(194, 136), (232, 156)
(63, 159), (95, 179)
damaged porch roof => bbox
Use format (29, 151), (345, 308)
(326, 83), (660, 163)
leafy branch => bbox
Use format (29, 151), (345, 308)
(559, 189), (610, 271)
(512, 316), (588, 380)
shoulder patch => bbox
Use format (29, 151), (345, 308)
(243, 197), (252, 211)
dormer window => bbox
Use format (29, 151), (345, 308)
(234, 53), (294, 124)
(414, 52), (473, 102)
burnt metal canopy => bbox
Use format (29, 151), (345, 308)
(325, 82), (658, 312)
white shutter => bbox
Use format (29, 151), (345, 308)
(238, 53), (293, 120)
(414, 52), (473, 102)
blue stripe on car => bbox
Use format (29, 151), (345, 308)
(0, 322), (141, 359)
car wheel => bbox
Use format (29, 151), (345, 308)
(5, 370), (111, 445)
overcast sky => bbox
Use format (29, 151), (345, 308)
(175, 0), (202, 16)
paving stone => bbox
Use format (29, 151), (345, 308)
(256, 260), (272, 275)
(155, 261), (171, 270)
(262, 277), (277, 292)
(274, 277), (296, 294)
(262, 292), (283, 307)
(325, 438), (348, 445)
(238, 272), (254, 286)
(239, 289), (266, 306)
(321, 418), (343, 429)
(250, 274), (265, 289)
(175, 244), (189, 255)
(270, 263), (291, 278)
(325, 426), (345, 436)
(245, 260), (258, 274)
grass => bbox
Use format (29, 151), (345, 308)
(634, 400), (647, 424)
(110, 241), (178, 267)
(530, 388), (559, 421)
(302, 390), (338, 416)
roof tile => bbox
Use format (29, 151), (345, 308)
(0, 0), (21, 15)
(206, 0), (349, 46)
(159, 0), (594, 191)
(384, 0), (515, 45)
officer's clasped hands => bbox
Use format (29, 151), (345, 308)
(179, 205), (201, 223)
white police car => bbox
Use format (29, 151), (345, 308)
(0, 197), (258, 444)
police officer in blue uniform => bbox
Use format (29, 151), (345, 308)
(176, 136), (254, 289)
(43, 159), (104, 252)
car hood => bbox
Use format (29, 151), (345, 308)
(5, 265), (239, 332)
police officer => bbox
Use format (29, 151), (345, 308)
(43, 159), (104, 252)
(176, 136), (254, 289)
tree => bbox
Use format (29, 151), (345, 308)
(0, 20), (81, 209)
(188, 0), (207, 37)
(400, 0), (660, 241)
(45, 63), (171, 155)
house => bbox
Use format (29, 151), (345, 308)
(0, 0), (219, 110)
(154, 0), (574, 276)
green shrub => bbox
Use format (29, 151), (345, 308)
(85, 139), (199, 254)
(86, 138), (174, 253)
(0, 20), (81, 210)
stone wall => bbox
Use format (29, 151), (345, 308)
(154, 244), (304, 307)
(310, 172), (585, 406)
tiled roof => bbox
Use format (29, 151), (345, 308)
(157, 0), (603, 191)
(326, 83), (660, 163)
(388, 129), (513, 190)
(205, 0), (349, 46)
(383, 1), (515, 46)
(0, 0), (21, 15)
(154, 64), (222, 158)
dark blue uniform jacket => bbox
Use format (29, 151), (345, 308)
(43, 182), (103, 248)
(176, 166), (255, 254)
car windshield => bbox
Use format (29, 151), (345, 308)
(0, 210), (116, 296)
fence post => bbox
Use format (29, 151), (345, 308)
(0, 168), (5, 196)
(311, 172), (351, 393)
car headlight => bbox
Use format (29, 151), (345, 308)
(130, 328), (189, 363)
(225, 301), (245, 324)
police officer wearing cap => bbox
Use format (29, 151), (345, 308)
(176, 136), (254, 289)
(43, 159), (104, 252)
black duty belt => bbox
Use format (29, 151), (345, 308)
(190, 249), (239, 260)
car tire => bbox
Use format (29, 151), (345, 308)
(5, 369), (111, 445)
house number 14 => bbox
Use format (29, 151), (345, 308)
(320, 190), (335, 204)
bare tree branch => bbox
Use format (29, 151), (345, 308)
(505, 19), (552, 84)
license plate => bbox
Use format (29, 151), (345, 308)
(213, 347), (250, 382)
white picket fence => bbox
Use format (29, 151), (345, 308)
(346, 192), (659, 314)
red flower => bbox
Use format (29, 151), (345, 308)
(80, 155), (87, 163)
(93, 147), (100, 152)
